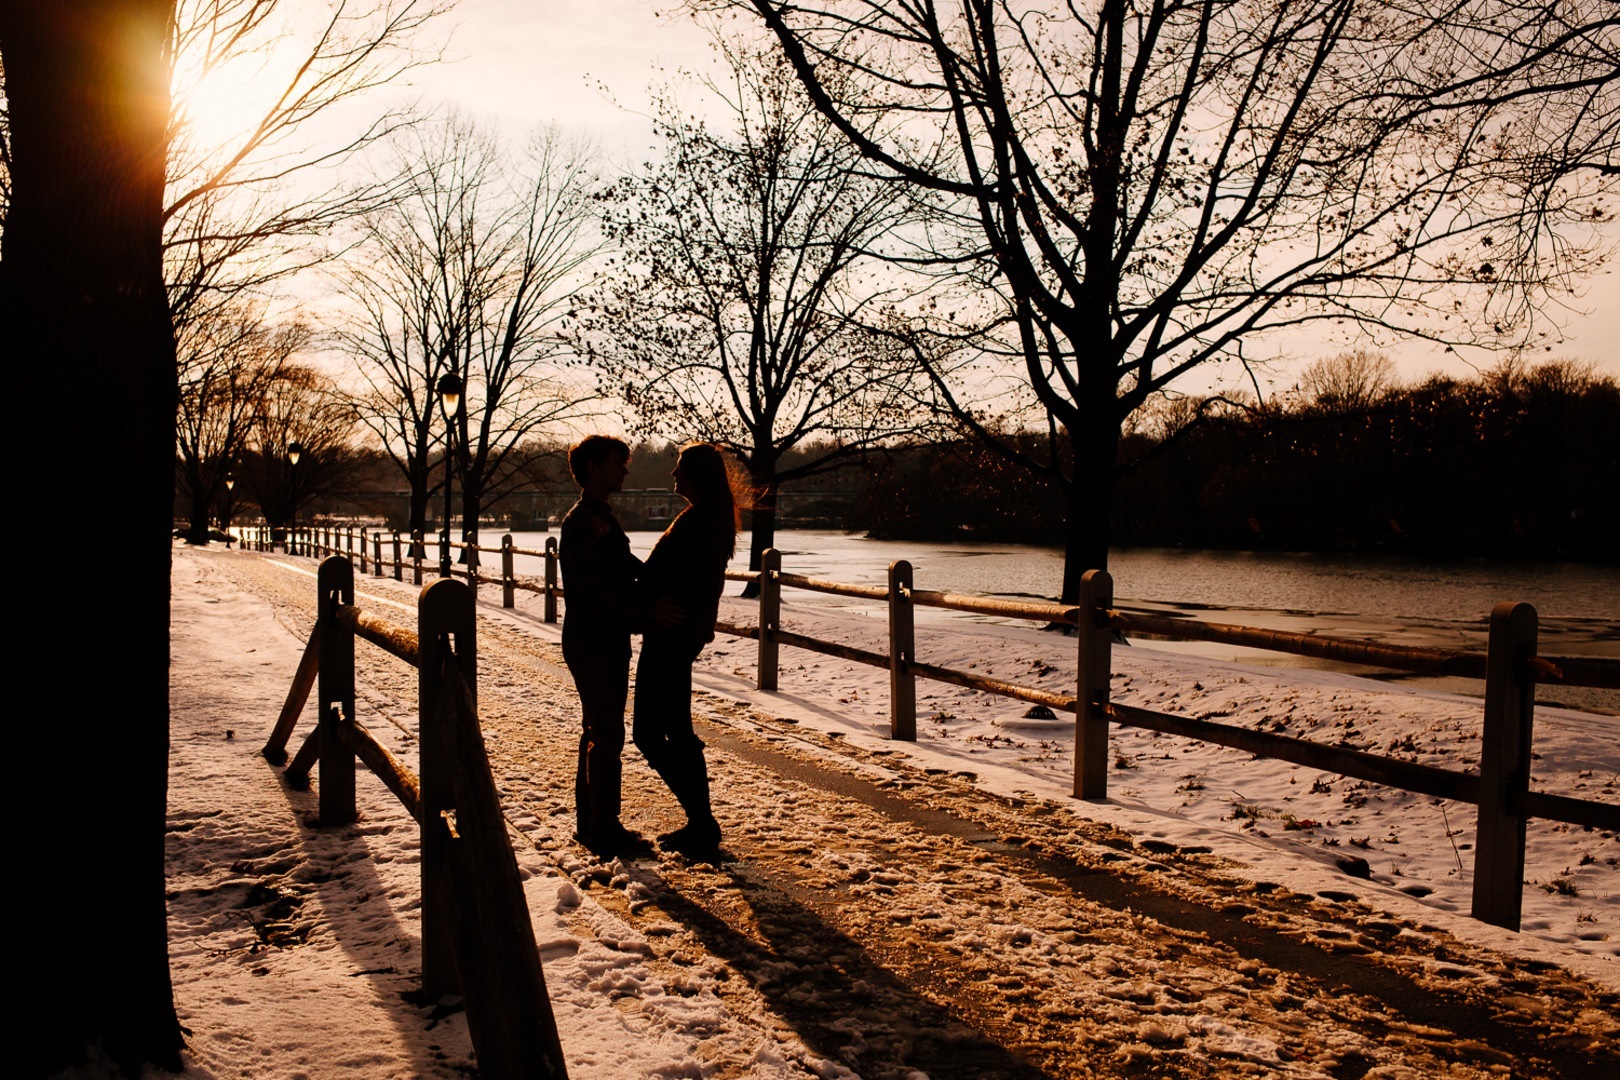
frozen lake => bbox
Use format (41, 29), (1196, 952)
(490, 527), (1618, 713)
(501, 527), (1616, 619)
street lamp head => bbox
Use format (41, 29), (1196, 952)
(437, 372), (463, 414)
(288, 441), (303, 466)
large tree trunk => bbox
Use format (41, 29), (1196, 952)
(184, 465), (218, 544)
(408, 478), (429, 557)
(741, 471), (780, 599)
(460, 482), (483, 566)
(1059, 415), (1120, 605)
(2, 2), (185, 1073)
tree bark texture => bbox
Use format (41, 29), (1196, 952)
(1, 2), (184, 1072)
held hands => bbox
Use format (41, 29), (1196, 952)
(649, 596), (687, 629)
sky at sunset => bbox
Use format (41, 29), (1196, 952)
(294, 0), (1620, 393)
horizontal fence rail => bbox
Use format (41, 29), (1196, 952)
(247, 527), (1618, 933)
(1110, 611), (1491, 679)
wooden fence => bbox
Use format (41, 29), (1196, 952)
(252, 528), (1619, 932)
(261, 556), (568, 1078)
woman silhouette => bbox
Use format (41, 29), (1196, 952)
(633, 442), (737, 857)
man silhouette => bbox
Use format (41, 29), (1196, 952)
(559, 436), (651, 857)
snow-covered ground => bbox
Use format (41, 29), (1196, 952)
(139, 543), (1617, 1079)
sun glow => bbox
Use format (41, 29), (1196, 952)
(170, 29), (310, 167)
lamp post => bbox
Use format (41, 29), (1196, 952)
(436, 372), (462, 577)
(222, 471), (236, 548)
(288, 441), (303, 555)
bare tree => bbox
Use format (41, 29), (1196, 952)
(175, 307), (307, 541)
(240, 362), (363, 532)
(157, 1), (449, 545)
(337, 114), (603, 551)
(1298, 349), (1397, 413)
(575, 37), (937, 577)
(726, 0), (1619, 599)
(163, 0), (447, 334)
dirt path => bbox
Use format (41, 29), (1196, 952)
(221, 551), (1618, 1079)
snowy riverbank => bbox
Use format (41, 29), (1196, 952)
(141, 544), (1617, 1079)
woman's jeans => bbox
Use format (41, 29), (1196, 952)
(632, 634), (714, 826)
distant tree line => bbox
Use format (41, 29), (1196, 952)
(184, 353), (1619, 567)
(851, 357), (1620, 563)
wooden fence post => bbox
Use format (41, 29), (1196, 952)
(1472, 601), (1538, 931)
(502, 534), (515, 608)
(392, 532), (403, 580)
(427, 658), (570, 1077)
(412, 530), (424, 586)
(358, 527), (368, 573)
(544, 536), (559, 623)
(889, 560), (916, 740)
(373, 531), (383, 576)
(758, 548), (781, 691)
(420, 577), (476, 997)
(317, 556), (356, 826)
(1075, 569), (1114, 800)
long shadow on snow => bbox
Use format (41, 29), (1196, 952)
(635, 855), (1058, 1080)
(701, 727), (1619, 1080)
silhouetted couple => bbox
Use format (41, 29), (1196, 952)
(559, 437), (737, 859)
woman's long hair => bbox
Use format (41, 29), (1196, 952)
(676, 442), (740, 558)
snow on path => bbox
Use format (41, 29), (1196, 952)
(159, 544), (1620, 1079)
(166, 547), (849, 1079)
